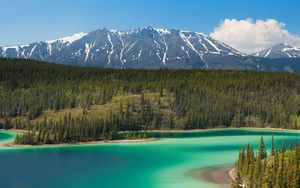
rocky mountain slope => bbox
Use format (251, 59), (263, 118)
(0, 27), (248, 69)
(253, 43), (300, 59)
(1, 27), (300, 72)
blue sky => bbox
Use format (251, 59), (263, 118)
(1, 0), (300, 49)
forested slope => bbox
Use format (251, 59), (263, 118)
(1, 58), (300, 144)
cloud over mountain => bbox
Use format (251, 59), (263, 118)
(210, 18), (300, 54)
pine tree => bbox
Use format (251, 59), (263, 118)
(254, 154), (263, 187)
(272, 152), (279, 187)
(276, 152), (286, 188)
(281, 140), (286, 153)
(258, 136), (267, 159)
(237, 147), (245, 172)
(271, 134), (275, 156)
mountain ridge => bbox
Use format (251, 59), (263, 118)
(1, 27), (300, 72)
(0, 27), (246, 68)
(253, 43), (300, 59)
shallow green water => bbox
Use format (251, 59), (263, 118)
(0, 131), (15, 146)
(0, 129), (300, 188)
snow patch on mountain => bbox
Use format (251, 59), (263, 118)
(47, 32), (87, 44)
(254, 43), (300, 58)
(0, 27), (250, 68)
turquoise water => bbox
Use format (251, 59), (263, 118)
(0, 129), (300, 188)
(0, 131), (15, 146)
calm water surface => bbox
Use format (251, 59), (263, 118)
(0, 129), (299, 188)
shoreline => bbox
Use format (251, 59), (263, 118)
(4, 138), (159, 149)
(134, 127), (300, 133)
(4, 126), (300, 135)
(186, 165), (235, 186)
(1, 126), (300, 149)
(229, 168), (237, 182)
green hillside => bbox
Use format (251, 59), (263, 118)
(1, 58), (300, 144)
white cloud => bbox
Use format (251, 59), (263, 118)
(210, 18), (300, 54)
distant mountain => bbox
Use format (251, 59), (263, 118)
(1, 27), (300, 72)
(253, 43), (300, 59)
(0, 27), (249, 69)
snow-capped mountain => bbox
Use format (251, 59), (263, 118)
(254, 43), (300, 59)
(0, 27), (247, 69)
(2, 27), (300, 72)
(0, 32), (87, 60)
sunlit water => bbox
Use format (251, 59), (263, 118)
(0, 129), (299, 188)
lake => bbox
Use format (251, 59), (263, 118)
(0, 129), (299, 188)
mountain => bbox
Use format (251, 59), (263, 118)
(253, 43), (300, 58)
(1, 27), (300, 72)
(0, 27), (249, 69)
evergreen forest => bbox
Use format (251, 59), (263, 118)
(1, 58), (300, 145)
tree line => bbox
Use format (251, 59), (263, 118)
(1, 58), (300, 144)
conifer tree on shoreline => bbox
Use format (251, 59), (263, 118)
(233, 136), (300, 188)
